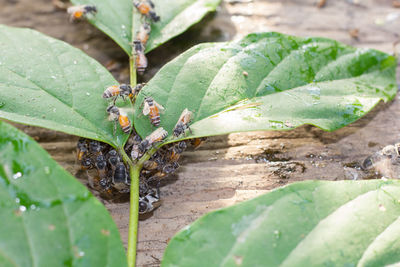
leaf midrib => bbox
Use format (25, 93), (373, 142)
(217, 184), (400, 267)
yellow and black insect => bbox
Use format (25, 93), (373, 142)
(136, 23), (151, 47)
(133, 0), (160, 22)
(76, 138), (88, 161)
(106, 105), (132, 134)
(142, 97), (164, 126)
(103, 84), (143, 102)
(133, 41), (148, 74)
(138, 127), (168, 153)
(190, 137), (207, 149)
(173, 108), (193, 137)
(67, 5), (97, 21)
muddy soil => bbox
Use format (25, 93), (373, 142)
(1, 0), (400, 266)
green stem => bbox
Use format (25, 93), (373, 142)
(127, 4), (138, 266)
(127, 163), (140, 267)
(118, 147), (139, 267)
(120, 145), (159, 267)
(130, 56), (137, 88)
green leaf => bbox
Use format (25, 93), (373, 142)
(0, 25), (129, 148)
(70, 0), (222, 55)
(133, 32), (398, 140)
(162, 179), (400, 267)
(0, 121), (127, 267)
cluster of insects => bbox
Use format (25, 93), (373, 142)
(71, 0), (204, 214)
(99, 84), (196, 213)
(77, 136), (206, 214)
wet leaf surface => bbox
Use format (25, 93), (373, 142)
(134, 33), (398, 141)
(70, 0), (222, 55)
(163, 179), (400, 267)
(0, 25), (129, 148)
(0, 121), (127, 267)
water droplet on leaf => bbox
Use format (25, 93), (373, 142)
(44, 166), (50, 174)
(13, 172), (22, 179)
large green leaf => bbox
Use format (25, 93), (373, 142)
(0, 25), (129, 148)
(163, 179), (400, 267)
(133, 32), (398, 140)
(70, 0), (222, 55)
(0, 121), (127, 267)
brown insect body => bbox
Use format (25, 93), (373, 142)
(107, 105), (132, 134)
(173, 109), (193, 137)
(133, 0), (160, 22)
(139, 128), (168, 153)
(103, 84), (133, 100)
(67, 5), (97, 21)
(136, 23), (151, 46)
(134, 41), (148, 74)
(142, 97), (164, 126)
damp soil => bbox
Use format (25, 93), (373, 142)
(1, 0), (400, 265)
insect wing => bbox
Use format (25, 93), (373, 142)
(153, 100), (165, 111)
(67, 6), (83, 14)
(148, 128), (167, 143)
(142, 101), (151, 115)
(181, 109), (193, 124)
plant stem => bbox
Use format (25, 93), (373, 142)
(118, 147), (139, 267)
(119, 146), (159, 267)
(130, 56), (137, 88)
(127, 7), (138, 267)
(127, 163), (140, 267)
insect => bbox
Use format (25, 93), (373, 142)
(106, 105), (132, 134)
(142, 97), (164, 126)
(168, 141), (187, 162)
(131, 144), (143, 161)
(76, 138), (88, 161)
(132, 84), (144, 99)
(112, 163), (129, 192)
(99, 178), (111, 191)
(126, 133), (142, 154)
(139, 179), (150, 196)
(163, 162), (180, 174)
(138, 128), (168, 153)
(139, 188), (161, 214)
(136, 23), (151, 47)
(133, 0), (160, 22)
(173, 108), (193, 137)
(133, 40), (148, 74)
(119, 114), (132, 134)
(67, 5), (97, 21)
(103, 84), (144, 102)
(190, 137), (207, 149)
(95, 154), (108, 180)
(143, 160), (160, 171)
(81, 157), (93, 170)
(103, 84), (132, 101)
(89, 140), (103, 155)
(106, 149), (120, 170)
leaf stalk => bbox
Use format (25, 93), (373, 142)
(127, 7), (139, 267)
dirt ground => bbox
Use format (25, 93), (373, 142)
(1, 0), (400, 266)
